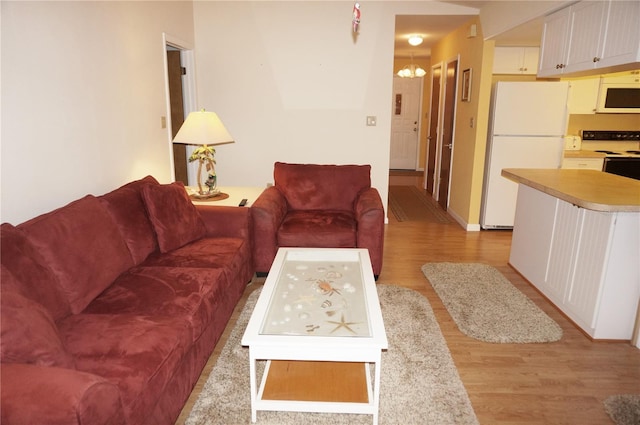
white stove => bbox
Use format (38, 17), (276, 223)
(592, 149), (640, 158)
(581, 130), (640, 180)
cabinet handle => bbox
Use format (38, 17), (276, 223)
(593, 57), (600, 62)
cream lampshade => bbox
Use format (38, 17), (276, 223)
(173, 109), (234, 198)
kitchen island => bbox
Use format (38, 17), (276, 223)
(502, 168), (639, 343)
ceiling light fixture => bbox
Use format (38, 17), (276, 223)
(397, 53), (426, 78)
(408, 35), (423, 46)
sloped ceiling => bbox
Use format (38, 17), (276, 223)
(395, 1), (543, 59)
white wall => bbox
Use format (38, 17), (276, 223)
(192, 1), (477, 215)
(1, 0), (480, 225)
(1, 1), (194, 224)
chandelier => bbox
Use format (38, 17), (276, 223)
(397, 53), (426, 78)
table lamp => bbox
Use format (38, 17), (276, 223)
(172, 109), (234, 198)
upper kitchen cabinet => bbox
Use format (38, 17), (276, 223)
(567, 77), (600, 114)
(599, 1), (640, 69)
(538, 6), (572, 77)
(493, 47), (539, 75)
(538, 0), (640, 78)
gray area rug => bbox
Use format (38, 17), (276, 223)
(186, 284), (478, 425)
(421, 263), (563, 343)
(605, 394), (640, 425)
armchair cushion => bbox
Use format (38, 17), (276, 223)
(274, 162), (371, 210)
(278, 210), (356, 247)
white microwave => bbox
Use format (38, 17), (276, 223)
(596, 72), (640, 113)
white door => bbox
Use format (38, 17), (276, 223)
(390, 76), (422, 170)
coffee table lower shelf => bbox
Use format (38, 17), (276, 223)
(253, 360), (378, 421)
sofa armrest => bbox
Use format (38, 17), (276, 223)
(196, 205), (252, 240)
(250, 186), (288, 273)
(1, 363), (125, 425)
(355, 188), (385, 276)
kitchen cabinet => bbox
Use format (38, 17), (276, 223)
(598, 1), (640, 69)
(566, 78), (600, 114)
(493, 47), (539, 74)
(538, 0), (640, 77)
(561, 157), (604, 170)
(538, 6), (571, 77)
(504, 169), (640, 340)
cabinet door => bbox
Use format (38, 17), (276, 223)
(561, 157), (604, 170)
(538, 7), (571, 77)
(567, 78), (600, 114)
(493, 47), (523, 74)
(521, 47), (539, 74)
(598, 0), (640, 68)
(564, 1), (607, 74)
(565, 210), (613, 329)
(493, 47), (539, 74)
(510, 185), (557, 287)
(546, 201), (581, 303)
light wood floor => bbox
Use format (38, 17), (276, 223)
(175, 175), (640, 425)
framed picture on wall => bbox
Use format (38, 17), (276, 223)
(461, 68), (472, 102)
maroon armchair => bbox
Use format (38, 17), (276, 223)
(251, 162), (385, 277)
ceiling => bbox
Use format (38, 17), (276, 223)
(394, 3), (544, 59)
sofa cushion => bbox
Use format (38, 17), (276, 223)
(100, 186), (158, 265)
(84, 266), (228, 342)
(19, 195), (134, 314)
(274, 162), (371, 211)
(141, 182), (206, 253)
(57, 314), (191, 425)
(1, 266), (75, 369)
(278, 210), (357, 247)
(0, 223), (71, 320)
(143, 236), (252, 284)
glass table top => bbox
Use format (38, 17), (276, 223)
(260, 256), (371, 337)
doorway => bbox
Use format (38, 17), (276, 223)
(389, 76), (422, 170)
(166, 48), (188, 184)
(162, 33), (196, 184)
(437, 58), (458, 210)
(425, 64), (441, 194)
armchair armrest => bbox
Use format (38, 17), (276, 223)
(1, 363), (124, 425)
(355, 188), (385, 276)
(251, 186), (288, 273)
(196, 205), (252, 240)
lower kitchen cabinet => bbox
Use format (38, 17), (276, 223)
(510, 184), (639, 340)
(561, 157), (604, 170)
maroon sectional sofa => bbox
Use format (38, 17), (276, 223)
(0, 176), (254, 425)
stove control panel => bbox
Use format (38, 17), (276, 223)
(582, 130), (640, 141)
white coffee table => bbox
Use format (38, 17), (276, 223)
(241, 248), (388, 424)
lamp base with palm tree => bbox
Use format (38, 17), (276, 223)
(189, 144), (221, 199)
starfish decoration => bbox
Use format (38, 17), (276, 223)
(327, 313), (359, 335)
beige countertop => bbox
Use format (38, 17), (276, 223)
(502, 168), (640, 212)
(563, 150), (606, 159)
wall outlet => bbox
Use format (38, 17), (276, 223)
(366, 116), (377, 126)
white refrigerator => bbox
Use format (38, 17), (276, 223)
(480, 81), (569, 229)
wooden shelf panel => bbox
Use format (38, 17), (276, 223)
(262, 360), (369, 403)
